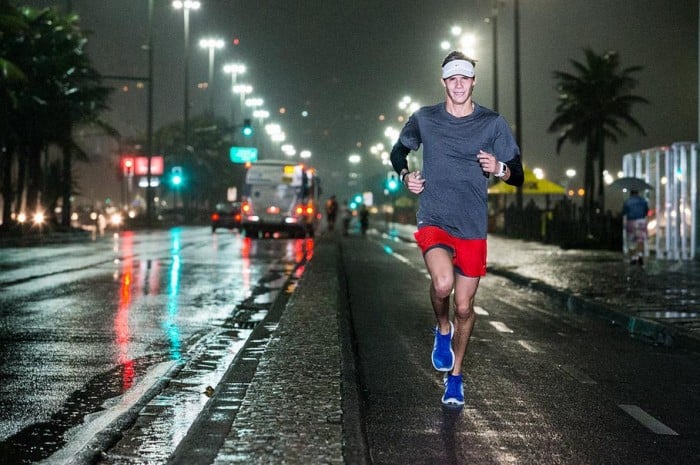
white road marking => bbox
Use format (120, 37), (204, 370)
(558, 364), (597, 384)
(517, 340), (539, 353)
(474, 306), (489, 315)
(489, 321), (514, 333)
(618, 404), (679, 435)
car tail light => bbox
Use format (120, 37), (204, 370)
(295, 206), (304, 215)
(242, 203), (251, 213)
(212, 213), (220, 221)
(305, 206), (314, 215)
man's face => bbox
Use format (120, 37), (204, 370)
(442, 75), (475, 105)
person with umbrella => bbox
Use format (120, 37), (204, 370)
(622, 189), (649, 265)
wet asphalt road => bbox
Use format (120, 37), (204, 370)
(342, 231), (700, 464)
(3, 224), (700, 464)
(0, 227), (313, 464)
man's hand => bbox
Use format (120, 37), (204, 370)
(405, 170), (425, 194)
(477, 150), (498, 174)
(477, 150), (509, 180)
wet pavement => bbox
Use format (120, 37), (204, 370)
(12, 225), (699, 463)
(195, 224), (700, 464)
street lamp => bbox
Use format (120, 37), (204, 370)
(233, 83), (253, 116)
(223, 62), (246, 122)
(172, 0), (200, 149)
(440, 25), (479, 58)
(199, 37), (225, 115)
(223, 62), (246, 89)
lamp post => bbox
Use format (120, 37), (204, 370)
(199, 37), (224, 115)
(485, 1), (499, 112)
(172, 0), (200, 149)
(146, 0), (155, 226)
(233, 83), (253, 117)
(514, 0), (523, 209)
(223, 62), (246, 122)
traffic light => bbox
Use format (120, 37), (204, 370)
(242, 118), (253, 137)
(122, 157), (134, 177)
(386, 172), (399, 192)
(171, 166), (183, 186)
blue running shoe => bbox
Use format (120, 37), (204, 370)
(431, 322), (454, 371)
(442, 374), (464, 406)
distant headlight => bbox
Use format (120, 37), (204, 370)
(33, 211), (45, 225)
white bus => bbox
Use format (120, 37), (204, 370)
(240, 160), (321, 238)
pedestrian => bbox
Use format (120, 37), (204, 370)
(359, 203), (369, 235)
(622, 189), (649, 265)
(325, 195), (338, 231)
(390, 51), (524, 406)
(341, 200), (352, 236)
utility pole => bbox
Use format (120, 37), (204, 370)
(146, 0), (155, 226)
(514, 0), (523, 210)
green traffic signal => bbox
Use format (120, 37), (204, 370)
(172, 174), (182, 186)
(242, 118), (253, 137)
(387, 178), (399, 192)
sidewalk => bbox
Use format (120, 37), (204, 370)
(208, 226), (700, 464)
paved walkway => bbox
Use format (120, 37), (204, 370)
(208, 226), (700, 464)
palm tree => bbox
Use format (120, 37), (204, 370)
(549, 48), (648, 224)
(1, 6), (112, 227)
(0, 0), (27, 225)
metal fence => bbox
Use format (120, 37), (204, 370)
(622, 142), (698, 260)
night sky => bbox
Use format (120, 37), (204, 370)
(17, 0), (699, 205)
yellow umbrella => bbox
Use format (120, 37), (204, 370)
(488, 166), (566, 195)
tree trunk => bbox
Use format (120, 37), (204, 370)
(584, 138), (595, 234)
(595, 128), (606, 214)
(25, 141), (43, 214)
(61, 141), (72, 227)
(1, 138), (14, 225)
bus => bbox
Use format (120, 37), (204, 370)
(240, 160), (322, 238)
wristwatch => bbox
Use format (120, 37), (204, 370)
(400, 170), (409, 183)
(494, 162), (507, 178)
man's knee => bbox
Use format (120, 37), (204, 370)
(432, 275), (454, 298)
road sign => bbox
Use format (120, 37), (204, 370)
(230, 146), (258, 163)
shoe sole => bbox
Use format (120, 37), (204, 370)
(441, 397), (464, 407)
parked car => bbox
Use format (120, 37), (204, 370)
(211, 202), (242, 232)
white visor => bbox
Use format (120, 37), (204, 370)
(441, 60), (475, 79)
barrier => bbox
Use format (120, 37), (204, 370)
(621, 142), (698, 260)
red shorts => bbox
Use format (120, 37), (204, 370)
(414, 226), (487, 277)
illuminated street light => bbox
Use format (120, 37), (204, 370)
(300, 150), (312, 159)
(233, 83), (253, 116)
(199, 37), (225, 114)
(172, 0), (200, 148)
(440, 24), (479, 58)
(245, 97), (264, 109)
(348, 154), (361, 164)
(223, 62), (246, 122)
(223, 62), (246, 89)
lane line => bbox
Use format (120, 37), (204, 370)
(618, 404), (679, 435)
(474, 306), (489, 316)
(489, 321), (514, 333)
(517, 340), (539, 353)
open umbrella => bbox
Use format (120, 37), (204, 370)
(609, 177), (654, 191)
